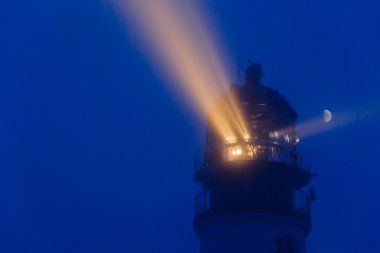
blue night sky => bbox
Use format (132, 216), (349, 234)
(1, 0), (380, 252)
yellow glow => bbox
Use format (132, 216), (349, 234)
(270, 131), (279, 139)
(285, 134), (290, 143)
(225, 136), (238, 144)
(114, 0), (249, 140)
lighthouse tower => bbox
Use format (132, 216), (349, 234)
(194, 63), (315, 253)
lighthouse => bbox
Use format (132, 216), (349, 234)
(194, 63), (315, 253)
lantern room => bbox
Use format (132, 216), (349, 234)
(194, 63), (314, 230)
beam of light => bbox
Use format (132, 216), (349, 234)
(296, 111), (367, 138)
(113, 0), (249, 140)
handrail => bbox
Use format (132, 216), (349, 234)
(194, 144), (314, 176)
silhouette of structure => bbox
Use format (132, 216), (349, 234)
(194, 63), (315, 253)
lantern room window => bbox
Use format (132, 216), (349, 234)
(222, 129), (299, 164)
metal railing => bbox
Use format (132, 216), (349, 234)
(222, 141), (298, 165)
(194, 144), (315, 178)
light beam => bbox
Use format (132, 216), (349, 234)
(113, 0), (249, 140)
(297, 111), (364, 138)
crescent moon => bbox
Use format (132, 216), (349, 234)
(323, 109), (332, 123)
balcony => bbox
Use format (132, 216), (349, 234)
(194, 143), (315, 183)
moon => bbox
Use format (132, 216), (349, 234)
(323, 109), (332, 123)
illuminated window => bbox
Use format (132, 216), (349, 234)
(223, 143), (278, 162)
(223, 144), (254, 161)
